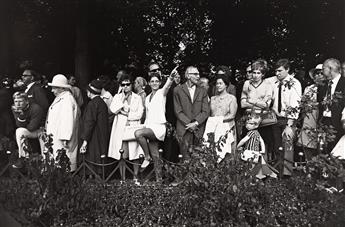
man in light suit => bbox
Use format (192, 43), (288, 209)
(173, 66), (210, 161)
(317, 58), (345, 153)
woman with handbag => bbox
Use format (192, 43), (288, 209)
(240, 59), (274, 161)
(108, 75), (144, 184)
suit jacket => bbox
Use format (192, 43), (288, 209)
(26, 82), (49, 113)
(317, 76), (345, 139)
(173, 83), (210, 138)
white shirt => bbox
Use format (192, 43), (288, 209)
(270, 75), (302, 119)
(25, 82), (35, 93)
(330, 74), (341, 97)
(188, 85), (196, 102)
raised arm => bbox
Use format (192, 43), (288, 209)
(162, 66), (179, 96)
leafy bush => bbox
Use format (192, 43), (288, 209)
(1, 138), (345, 226)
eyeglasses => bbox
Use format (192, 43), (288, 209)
(188, 72), (200, 76)
(22, 74), (32, 77)
(121, 83), (131, 87)
(149, 68), (160, 73)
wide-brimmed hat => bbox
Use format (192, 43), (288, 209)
(48, 74), (71, 89)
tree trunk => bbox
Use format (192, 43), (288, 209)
(75, 0), (90, 89)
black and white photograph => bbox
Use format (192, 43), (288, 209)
(0, 0), (345, 226)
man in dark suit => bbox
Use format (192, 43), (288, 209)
(22, 69), (49, 113)
(173, 66), (210, 161)
(317, 58), (345, 153)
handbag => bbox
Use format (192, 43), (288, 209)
(122, 124), (145, 141)
(259, 110), (277, 127)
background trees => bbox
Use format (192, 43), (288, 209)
(0, 0), (344, 86)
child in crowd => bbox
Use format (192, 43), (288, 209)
(237, 116), (266, 163)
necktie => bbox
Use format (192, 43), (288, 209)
(278, 82), (282, 113)
(326, 80), (333, 99)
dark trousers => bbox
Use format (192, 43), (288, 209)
(178, 131), (199, 161)
(272, 118), (295, 176)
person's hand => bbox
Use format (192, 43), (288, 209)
(169, 66), (179, 80)
(282, 126), (294, 140)
(61, 140), (69, 149)
(80, 141), (87, 154)
(185, 121), (198, 132)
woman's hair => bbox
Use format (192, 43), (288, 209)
(252, 59), (268, 75)
(120, 75), (132, 84)
(215, 74), (229, 86)
(148, 73), (161, 82)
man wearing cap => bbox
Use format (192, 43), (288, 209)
(22, 69), (49, 112)
(317, 58), (345, 153)
(46, 74), (80, 171)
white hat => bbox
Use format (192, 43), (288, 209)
(315, 64), (323, 70)
(48, 74), (71, 89)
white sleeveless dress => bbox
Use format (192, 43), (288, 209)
(144, 89), (167, 141)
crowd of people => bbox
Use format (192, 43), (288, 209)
(1, 57), (345, 183)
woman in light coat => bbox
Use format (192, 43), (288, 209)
(108, 76), (144, 182)
(46, 74), (80, 171)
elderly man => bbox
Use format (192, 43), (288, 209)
(174, 66), (210, 161)
(11, 92), (45, 168)
(46, 74), (80, 171)
(270, 59), (302, 177)
(317, 58), (345, 153)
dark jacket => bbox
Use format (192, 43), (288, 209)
(12, 103), (45, 132)
(26, 82), (49, 113)
(173, 83), (210, 138)
(317, 76), (345, 141)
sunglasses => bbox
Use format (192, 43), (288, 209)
(121, 83), (131, 87)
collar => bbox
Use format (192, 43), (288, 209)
(331, 73), (341, 86)
(185, 81), (196, 89)
(25, 81), (35, 92)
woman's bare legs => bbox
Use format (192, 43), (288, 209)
(134, 128), (157, 161)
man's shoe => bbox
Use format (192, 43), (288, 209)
(133, 178), (141, 186)
(12, 159), (24, 169)
(141, 159), (150, 169)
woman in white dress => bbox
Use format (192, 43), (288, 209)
(134, 68), (177, 178)
(108, 76), (144, 182)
